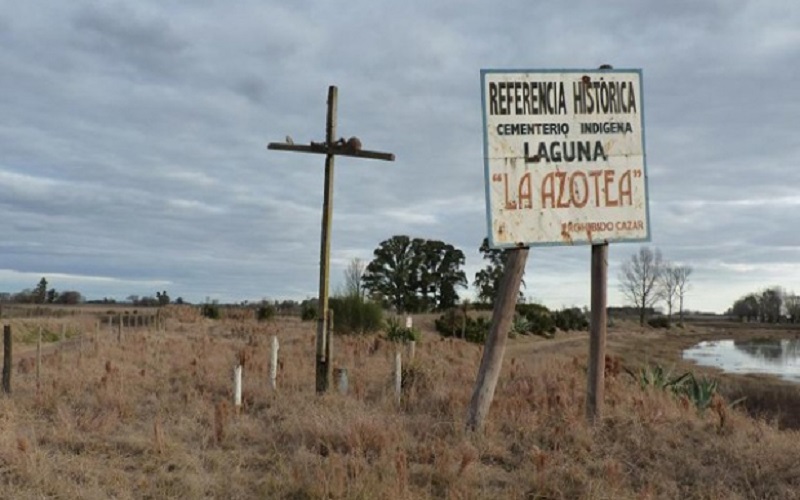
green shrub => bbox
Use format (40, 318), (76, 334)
(329, 295), (383, 334)
(516, 303), (555, 336)
(385, 316), (421, 343)
(648, 316), (670, 329)
(554, 307), (589, 331)
(256, 302), (276, 321)
(301, 303), (317, 321)
(201, 302), (221, 320)
(434, 309), (490, 344)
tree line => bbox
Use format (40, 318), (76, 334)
(727, 288), (800, 323)
(0, 277), (84, 305)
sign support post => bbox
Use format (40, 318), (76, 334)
(475, 66), (649, 428)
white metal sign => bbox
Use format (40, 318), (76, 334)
(481, 69), (649, 248)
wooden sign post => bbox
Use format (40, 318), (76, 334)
(268, 86), (394, 393)
(474, 66), (649, 429)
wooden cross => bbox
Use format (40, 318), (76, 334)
(268, 85), (395, 393)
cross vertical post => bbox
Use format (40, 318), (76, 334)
(268, 85), (395, 393)
(315, 86), (337, 393)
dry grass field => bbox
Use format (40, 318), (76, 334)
(1, 308), (800, 499)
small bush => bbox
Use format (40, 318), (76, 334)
(201, 302), (221, 320)
(516, 303), (555, 336)
(256, 302), (276, 321)
(554, 307), (589, 331)
(300, 303), (317, 321)
(385, 316), (421, 343)
(648, 316), (670, 329)
(329, 295), (383, 334)
(434, 309), (490, 344)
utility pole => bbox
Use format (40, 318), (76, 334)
(268, 85), (394, 393)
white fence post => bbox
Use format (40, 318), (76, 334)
(270, 335), (279, 391)
(233, 364), (243, 410)
(394, 351), (402, 404)
(335, 367), (348, 395)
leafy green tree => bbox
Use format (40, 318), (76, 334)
(413, 239), (467, 311)
(730, 294), (760, 321)
(473, 238), (524, 306)
(363, 235), (467, 312)
(758, 287), (783, 323)
(34, 277), (48, 304)
(363, 235), (417, 312)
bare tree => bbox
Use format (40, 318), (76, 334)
(658, 262), (680, 326)
(618, 247), (663, 326)
(344, 258), (366, 299)
(674, 265), (692, 325)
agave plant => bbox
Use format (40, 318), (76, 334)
(682, 374), (719, 412)
(625, 363), (691, 394)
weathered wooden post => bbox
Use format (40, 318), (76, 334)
(407, 340), (416, 364)
(586, 242), (609, 423)
(270, 335), (279, 391)
(335, 367), (349, 395)
(268, 86), (395, 393)
(394, 350), (402, 404)
(117, 314), (122, 343)
(233, 364), (243, 410)
(37, 326), (42, 387)
(2, 325), (12, 394)
(466, 247), (528, 431)
(326, 309), (334, 388)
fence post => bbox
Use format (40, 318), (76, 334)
(335, 367), (348, 395)
(233, 364), (243, 410)
(117, 314), (122, 343)
(407, 340), (416, 364)
(270, 335), (279, 391)
(394, 350), (402, 404)
(37, 326), (42, 387)
(3, 325), (12, 394)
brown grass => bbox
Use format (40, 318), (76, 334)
(0, 313), (799, 498)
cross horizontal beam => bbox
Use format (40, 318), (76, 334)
(267, 142), (395, 161)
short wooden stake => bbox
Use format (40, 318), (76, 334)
(117, 314), (122, 343)
(36, 326), (42, 387)
(407, 340), (416, 364)
(335, 367), (349, 395)
(2, 325), (12, 394)
(394, 351), (402, 404)
(270, 335), (279, 391)
(233, 364), (243, 409)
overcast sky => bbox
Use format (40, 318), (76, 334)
(1, 1), (798, 313)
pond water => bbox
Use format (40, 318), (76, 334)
(682, 339), (800, 382)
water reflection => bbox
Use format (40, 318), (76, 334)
(682, 339), (800, 382)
